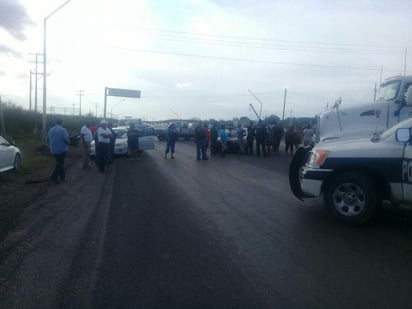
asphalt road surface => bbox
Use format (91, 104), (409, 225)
(1, 140), (412, 308)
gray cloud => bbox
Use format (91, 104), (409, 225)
(0, 0), (33, 41)
(0, 44), (22, 58)
(0, 70), (6, 77)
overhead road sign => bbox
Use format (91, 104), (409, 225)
(103, 87), (141, 118)
(107, 88), (141, 99)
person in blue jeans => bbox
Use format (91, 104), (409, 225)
(164, 123), (178, 159)
(47, 118), (69, 183)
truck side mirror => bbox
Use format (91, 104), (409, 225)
(396, 128), (410, 142)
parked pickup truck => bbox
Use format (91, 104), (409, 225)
(289, 117), (412, 225)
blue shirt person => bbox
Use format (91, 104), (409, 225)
(47, 119), (69, 183)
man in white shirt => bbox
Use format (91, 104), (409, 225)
(96, 120), (112, 173)
(80, 120), (93, 170)
(303, 125), (314, 147)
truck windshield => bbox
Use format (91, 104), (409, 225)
(377, 80), (401, 101)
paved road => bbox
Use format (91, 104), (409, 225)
(2, 140), (412, 308)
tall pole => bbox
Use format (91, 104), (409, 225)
(42, 17), (47, 142)
(34, 53), (39, 112)
(77, 89), (84, 116)
(104, 87), (108, 119)
(42, 0), (73, 143)
(282, 88), (287, 121)
(404, 48), (407, 77)
(29, 71), (32, 111)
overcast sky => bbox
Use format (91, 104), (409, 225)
(0, 0), (411, 121)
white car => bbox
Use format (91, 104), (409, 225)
(0, 136), (21, 172)
(90, 126), (155, 157)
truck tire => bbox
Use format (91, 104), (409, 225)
(323, 172), (379, 225)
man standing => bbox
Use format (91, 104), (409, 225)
(236, 123), (245, 154)
(80, 120), (93, 170)
(96, 120), (112, 172)
(47, 118), (69, 183)
(194, 122), (208, 160)
(254, 120), (267, 157)
(245, 121), (255, 155)
(272, 122), (284, 154)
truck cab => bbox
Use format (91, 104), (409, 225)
(318, 75), (412, 142)
(290, 117), (412, 225)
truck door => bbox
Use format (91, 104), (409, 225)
(398, 83), (412, 122)
(402, 123), (412, 201)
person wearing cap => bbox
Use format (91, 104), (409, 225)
(96, 120), (112, 172)
(47, 118), (70, 183)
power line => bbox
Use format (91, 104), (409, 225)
(111, 46), (400, 72)
(148, 32), (405, 56)
(140, 27), (412, 51)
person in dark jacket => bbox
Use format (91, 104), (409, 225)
(164, 122), (178, 159)
(272, 122), (284, 153)
(285, 126), (298, 156)
(127, 123), (140, 160)
(245, 121), (255, 155)
(107, 122), (116, 164)
(194, 122), (208, 160)
(254, 120), (267, 157)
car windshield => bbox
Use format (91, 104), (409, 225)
(378, 117), (412, 141)
(377, 80), (401, 101)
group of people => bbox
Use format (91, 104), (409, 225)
(162, 120), (315, 160)
(47, 117), (315, 184)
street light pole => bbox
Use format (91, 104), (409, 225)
(42, 0), (73, 143)
(111, 99), (125, 118)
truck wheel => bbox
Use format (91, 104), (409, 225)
(323, 172), (379, 225)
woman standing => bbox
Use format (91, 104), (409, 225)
(127, 123), (140, 160)
(164, 123), (178, 159)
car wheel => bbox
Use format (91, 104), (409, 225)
(13, 153), (21, 171)
(323, 172), (379, 225)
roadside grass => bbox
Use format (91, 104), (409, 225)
(0, 135), (50, 243)
(15, 136), (50, 172)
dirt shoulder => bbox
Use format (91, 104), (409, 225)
(0, 147), (114, 308)
(0, 147), (81, 242)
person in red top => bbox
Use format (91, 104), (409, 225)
(89, 122), (98, 143)
(204, 123), (211, 155)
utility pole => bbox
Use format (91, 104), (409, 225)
(373, 82), (377, 102)
(30, 53), (43, 112)
(76, 90), (84, 116)
(282, 88), (287, 121)
(29, 70), (32, 111)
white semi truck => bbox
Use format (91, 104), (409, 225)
(318, 75), (412, 142)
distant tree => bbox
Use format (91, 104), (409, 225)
(264, 114), (281, 125)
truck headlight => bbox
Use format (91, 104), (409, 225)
(308, 149), (329, 167)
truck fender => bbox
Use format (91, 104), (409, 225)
(289, 146), (313, 201)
